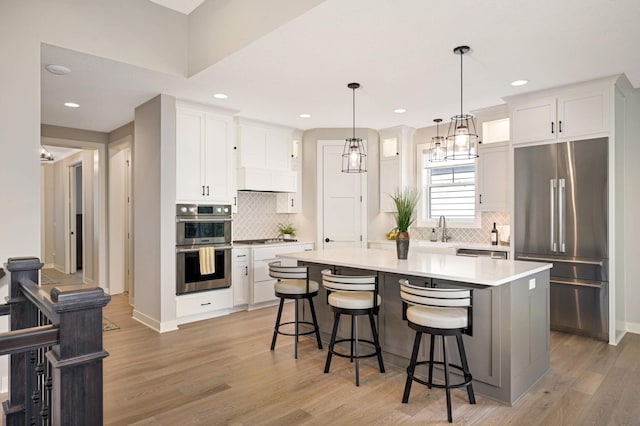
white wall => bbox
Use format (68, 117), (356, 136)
(108, 147), (128, 295)
(41, 164), (56, 266)
(624, 89), (640, 332)
(132, 95), (177, 332)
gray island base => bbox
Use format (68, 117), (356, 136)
(279, 248), (552, 406)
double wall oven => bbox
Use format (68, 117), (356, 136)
(176, 204), (232, 295)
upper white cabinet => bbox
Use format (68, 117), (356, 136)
(176, 102), (234, 204)
(477, 141), (509, 211)
(277, 131), (303, 213)
(236, 118), (297, 192)
(379, 126), (415, 212)
(510, 89), (609, 145)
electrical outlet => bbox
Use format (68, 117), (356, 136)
(529, 278), (536, 290)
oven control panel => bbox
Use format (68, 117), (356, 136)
(177, 204), (231, 217)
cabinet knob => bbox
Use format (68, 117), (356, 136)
(325, 238), (331, 243)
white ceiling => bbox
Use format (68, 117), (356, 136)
(41, 0), (640, 134)
(148, 0), (205, 15)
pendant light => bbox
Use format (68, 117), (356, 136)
(446, 46), (479, 160)
(40, 146), (54, 162)
(342, 82), (367, 173)
(428, 118), (446, 162)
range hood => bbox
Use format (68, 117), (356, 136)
(236, 167), (297, 193)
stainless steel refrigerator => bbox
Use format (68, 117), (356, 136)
(515, 137), (608, 341)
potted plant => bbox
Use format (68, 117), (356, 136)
(389, 188), (419, 259)
(277, 223), (296, 240)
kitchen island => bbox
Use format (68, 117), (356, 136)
(279, 248), (552, 405)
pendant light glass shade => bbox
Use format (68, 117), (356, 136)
(446, 46), (479, 160)
(428, 118), (447, 162)
(342, 82), (367, 173)
(40, 146), (54, 162)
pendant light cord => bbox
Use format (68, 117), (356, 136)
(352, 86), (356, 140)
(460, 49), (463, 117)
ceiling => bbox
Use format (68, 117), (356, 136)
(148, 0), (205, 15)
(41, 0), (640, 134)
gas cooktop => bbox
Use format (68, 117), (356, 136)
(233, 238), (298, 245)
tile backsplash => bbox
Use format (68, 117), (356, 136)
(410, 211), (510, 245)
(233, 192), (293, 240)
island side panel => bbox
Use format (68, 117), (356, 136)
(508, 269), (551, 404)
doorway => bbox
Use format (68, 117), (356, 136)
(69, 162), (83, 275)
(316, 140), (367, 249)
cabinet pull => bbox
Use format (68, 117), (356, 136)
(479, 194), (482, 204)
(558, 120), (563, 133)
(234, 196), (237, 206)
(551, 122), (554, 134)
(291, 199), (294, 208)
(245, 266), (248, 275)
(202, 185), (205, 196)
(201, 302), (212, 306)
(206, 185), (210, 196)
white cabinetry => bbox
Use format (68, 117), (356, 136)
(176, 288), (233, 325)
(250, 243), (313, 307)
(477, 142), (509, 211)
(277, 133), (302, 213)
(510, 90), (608, 145)
(176, 102), (234, 204)
(379, 126), (415, 212)
(232, 248), (250, 306)
(236, 118), (297, 192)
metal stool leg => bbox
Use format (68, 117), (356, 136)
(308, 296), (323, 349)
(324, 312), (341, 373)
(427, 333), (435, 388)
(456, 333), (476, 404)
(294, 299), (299, 359)
(271, 298), (285, 351)
(442, 335), (453, 423)
(350, 315), (355, 363)
(402, 330), (422, 403)
(354, 315), (360, 386)
(368, 312), (385, 373)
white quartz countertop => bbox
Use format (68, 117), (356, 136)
(279, 248), (551, 286)
(369, 239), (510, 252)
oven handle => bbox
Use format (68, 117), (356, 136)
(176, 218), (232, 223)
(176, 245), (232, 253)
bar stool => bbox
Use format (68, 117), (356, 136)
(268, 261), (323, 359)
(321, 269), (385, 386)
(399, 279), (475, 423)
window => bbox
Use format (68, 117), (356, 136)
(417, 143), (478, 227)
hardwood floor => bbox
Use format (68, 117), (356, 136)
(100, 294), (640, 425)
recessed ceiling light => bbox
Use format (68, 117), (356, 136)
(394, 108), (407, 114)
(299, 113), (311, 118)
(64, 102), (80, 108)
(510, 79), (528, 86)
(45, 64), (71, 75)
(213, 93), (228, 99)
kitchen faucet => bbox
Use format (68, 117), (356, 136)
(438, 215), (450, 242)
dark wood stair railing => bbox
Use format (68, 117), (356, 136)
(0, 257), (111, 426)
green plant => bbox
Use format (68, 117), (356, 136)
(277, 223), (296, 237)
(389, 188), (419, 233)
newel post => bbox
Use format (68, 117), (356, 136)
(3, 257), (43, 426)
(46, 286), (110, 426)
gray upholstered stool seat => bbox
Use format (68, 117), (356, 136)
(275, 279), (320, 295)
(268, 261), (323, 359)
(400, 279), (476, 423)
(321, 269), (385, 386)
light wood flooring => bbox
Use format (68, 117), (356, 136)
(101, 295), (640, 425)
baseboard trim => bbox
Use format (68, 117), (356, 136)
(131, 310), (178, 334)
(43, 263), (55, 269)
(626, 321), (640, 335)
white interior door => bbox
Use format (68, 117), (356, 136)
(317, 141), (367, 249)
(68, 164), (80, 274)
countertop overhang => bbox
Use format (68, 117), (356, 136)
(279, 248), (551, 286)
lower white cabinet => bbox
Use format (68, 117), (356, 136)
(176, 288), (233, 324)
(232, 248), (250, 306)
(249, 242), (313, 307)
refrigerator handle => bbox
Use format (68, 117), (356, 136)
(559, 178), (566, 252)
(550, 179), (556, 252)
